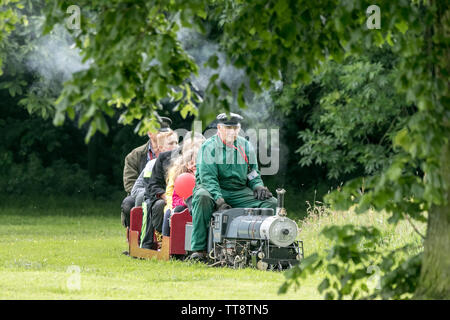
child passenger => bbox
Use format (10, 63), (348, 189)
(162, 133), (205, 236)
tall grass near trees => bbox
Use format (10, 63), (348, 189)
(299, 201), (425, 261)
(285, 201), (426, 299)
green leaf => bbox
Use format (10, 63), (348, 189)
(318, 278), (330, 293)
(393, 128), (410, 148)
(324, 292), (335, 300)
(327, 264), (339, 275)
(206, 55), (219, 69)
(386, 163), (402, 181)
(395, 20), (408, 34)
(278, 282), (289, 294)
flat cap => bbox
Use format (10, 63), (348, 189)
(157, 116), (172, 132)
(216, 112), (243, 126)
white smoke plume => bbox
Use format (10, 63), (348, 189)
(176, 27), (289, 178)
(176, 27), (246, 96)
(25, 24), (89, 84)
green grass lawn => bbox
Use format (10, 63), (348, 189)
(0, 196), (321, 300)
(0, 195), (424, 300)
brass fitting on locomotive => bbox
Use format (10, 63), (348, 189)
(276, 188), (287, 217)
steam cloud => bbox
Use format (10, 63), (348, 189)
(25, 24), (89, 84)
(21, 16), (289, 179)
(177, 27), (289, 179)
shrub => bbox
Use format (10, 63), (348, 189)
(0, 153), (119, 199)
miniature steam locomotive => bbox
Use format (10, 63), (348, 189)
(126, 189), (304, 271)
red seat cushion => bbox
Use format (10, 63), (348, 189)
(169, 208), (192, 255)
(129, 206), (158, 248)
(130, 206), (143, 232)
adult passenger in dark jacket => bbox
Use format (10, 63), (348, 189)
(120, 116), (172, 228)
(140, 148), (180, 249)
(139, 132), (205, 249)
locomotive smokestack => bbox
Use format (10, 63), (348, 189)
(276, 188), (287, 216)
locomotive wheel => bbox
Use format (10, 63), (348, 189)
(256, 260), (268, 271)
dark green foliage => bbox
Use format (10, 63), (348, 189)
(210, 0), (448, 299)
(0, 154), (112, 198)
(0, 0), (196, 196)
(0, 76), (191, 198)
(43, 0), (205, 141)
(264, 47), (410, 217)
(297, 52), (413, 179)
(376, 251), (422, 299)
(0, 0), (25, 75)
(0, 92), (124, 198)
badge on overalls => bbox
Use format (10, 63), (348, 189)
(247, 169), (258, 181)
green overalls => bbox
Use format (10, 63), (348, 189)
(190, 134), (277, 251)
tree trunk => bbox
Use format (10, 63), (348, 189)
(414, 141), (450, 299)
(414, 0), (450, 299)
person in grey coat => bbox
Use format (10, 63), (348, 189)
(130, 159), (157, 207)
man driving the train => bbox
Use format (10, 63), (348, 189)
(189, 112), (277, 260)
